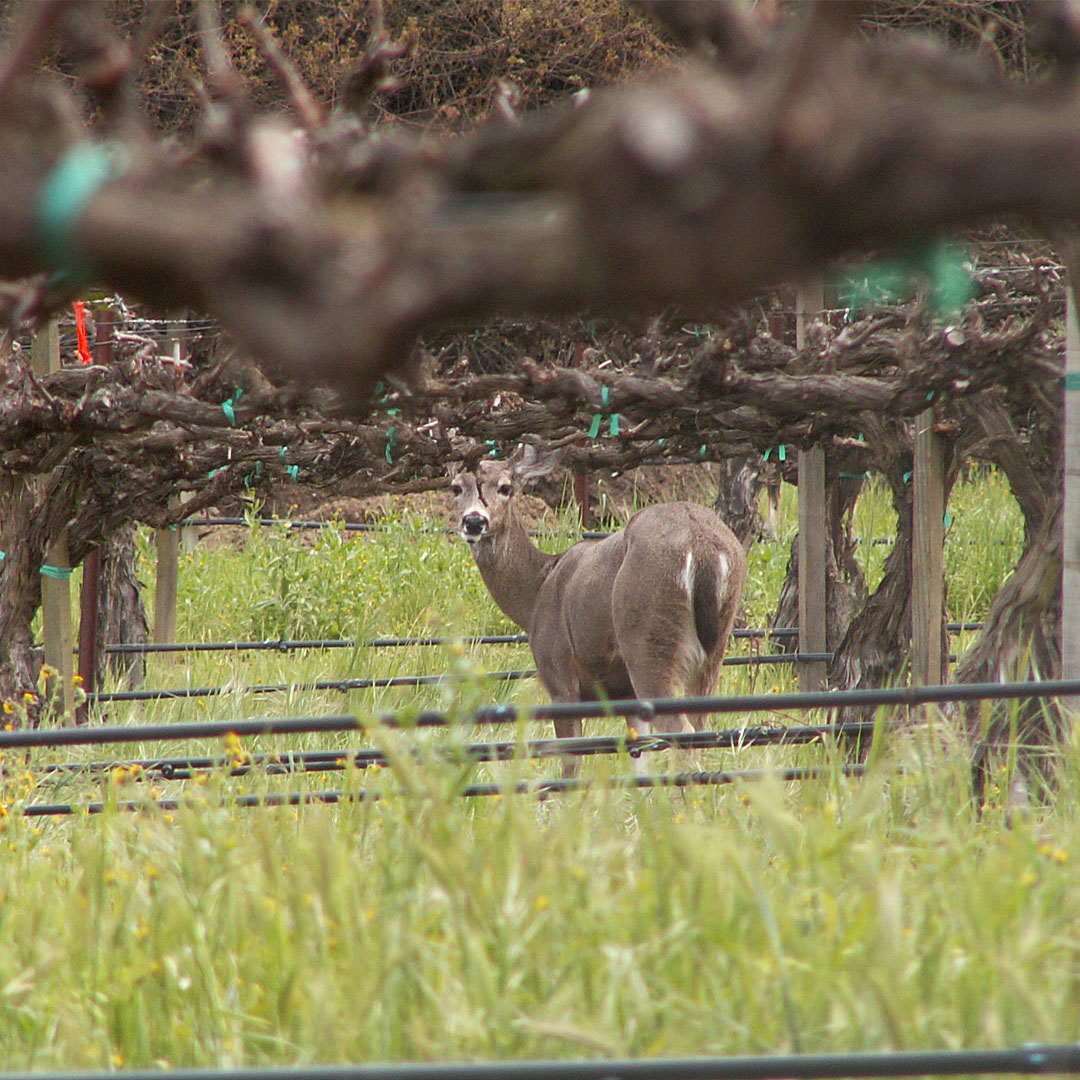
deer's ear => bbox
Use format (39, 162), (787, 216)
(447, 461), (465, 480)
(510, 443), (561, 481)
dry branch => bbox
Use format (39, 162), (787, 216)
(0, 3), (1078, 395)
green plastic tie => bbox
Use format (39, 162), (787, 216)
(37, 143), (129, 286)
(40, 563), (73, 580)
(762, 447), (771, 462)
(944, 509), (954, 529)
(1065, 373), (1080, 392)
(903, 471), (912, 484)
(208, 466), (224, 480)
(699, 444), (707, 459)
(286, 465), (299, 482)
(838, 471), (868, 480)
(588, 385), (618, 439)
(838, 241), (971, 318)
(485, 440), (499, 458)
(279, 447), (288, 463)
(385, 426), (396, 463)
(222, 386), (243, 427)
(778, 444), (786, 462)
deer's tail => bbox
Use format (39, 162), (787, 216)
(691, 551), (733, 656)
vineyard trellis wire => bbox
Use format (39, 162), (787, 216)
(7, 678), (1075, 819)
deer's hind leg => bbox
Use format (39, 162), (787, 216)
(621, 656), (704, 776)
(611, 567), (712, 779)
(612, 572), (700, 729)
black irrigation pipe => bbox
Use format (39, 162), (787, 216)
(85, 653), (834, 704)
(87, 668), (536, 704)
(476, 677), (1080, 726)
(99, 624), (986, 656)
(22, 764), (868, 818)
(6, 677), (1079, 750)
(43, 721), (881, 781)
(0, 1042), (1077, 1080)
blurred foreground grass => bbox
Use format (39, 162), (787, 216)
(2, 467), (1072, 1071)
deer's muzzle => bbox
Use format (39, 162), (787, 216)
(461, 511), (489, 541)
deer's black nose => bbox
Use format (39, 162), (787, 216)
(462, 512), (488, 537)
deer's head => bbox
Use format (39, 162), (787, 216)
(449, 444), (560, 550)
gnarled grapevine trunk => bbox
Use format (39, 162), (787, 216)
(954, 494), (1063, 795)
(97, 526), (149, 692)
(0, 468), (81, 718)
(0, 476), (43, 709)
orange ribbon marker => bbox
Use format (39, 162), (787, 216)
(73, 300), (91, 364)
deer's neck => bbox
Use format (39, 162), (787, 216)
(471, 512), (557, 632)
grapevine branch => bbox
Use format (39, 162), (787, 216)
(0, 2), (1077, 397)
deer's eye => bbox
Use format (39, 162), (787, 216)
(497, 483), (512, 497)
(450, 483), (463, 496)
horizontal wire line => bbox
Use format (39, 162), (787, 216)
(7, 677), (1079, 750)
(43, 720), (881, 781)
(85, 652), (834, 704)
(99, 622), (986, 655)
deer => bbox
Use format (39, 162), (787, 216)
(449, 444), (747, 775)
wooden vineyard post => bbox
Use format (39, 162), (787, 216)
(797, 281), (827, 692)
(154, 325), (183, 648)
(31, 318), (75, 718)
(76, 547), (100, 726)
(571, 343), (592, 529)
(75, 304), (117, 724)
(572, 468), (591, 529)
(911, 408), (947, 686)
(1064, 285), (1080, 704)
(154, 526), (179, 647)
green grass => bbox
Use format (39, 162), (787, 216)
(3, 468), (1076, 1071)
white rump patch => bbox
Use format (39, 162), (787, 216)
(679, 551), (695, 595)
(717, 552), (730, 598)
